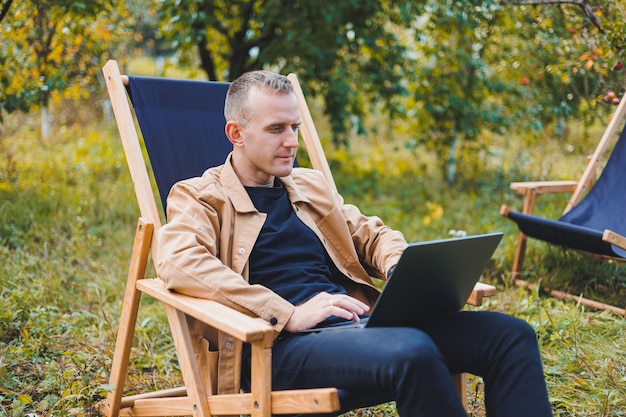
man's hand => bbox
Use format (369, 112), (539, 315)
(284, 292), (370, 333)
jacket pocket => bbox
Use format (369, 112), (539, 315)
(196, 336), (219, 395)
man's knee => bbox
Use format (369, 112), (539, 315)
(377, 328), (457, 395)
(500, 314), (539, 346)
(387, 328), (446, 371)
(484, 313), (543, 365)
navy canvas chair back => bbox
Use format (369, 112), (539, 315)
(559, 125), (626, 235)
(126, 76), (232, 210)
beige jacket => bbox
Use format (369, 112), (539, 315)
(156, 153), (407, 394)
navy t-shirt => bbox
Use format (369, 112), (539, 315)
(245, 180), (347, 306)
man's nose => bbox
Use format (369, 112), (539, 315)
(284, 129), (299, 148)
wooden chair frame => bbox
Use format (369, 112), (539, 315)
(100, 59), (495, 416)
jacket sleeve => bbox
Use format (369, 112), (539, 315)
(338, 192), (407, 281)
(156, 181), (295, 332)
(289, 168), (407, 282)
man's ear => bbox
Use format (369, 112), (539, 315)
(225, 121), (244, 147)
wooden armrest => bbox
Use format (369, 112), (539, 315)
(505, 180), (579, 216)
(137, 278), (274, 344)
(510, 180), (578, 195)
(466, 282), (496, 306)
(137, 278), (496, 336)
(603, 230), (626, 252)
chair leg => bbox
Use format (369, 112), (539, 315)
(452, 373), (468, 411)
(102, 219), (153, 417)
(511, 187), (537, 283)
(165, 306), (212, 417)
(511, 231), (527, 282)
(250, 342), (273, 417)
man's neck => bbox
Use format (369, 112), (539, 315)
(230, 153), (274, 187)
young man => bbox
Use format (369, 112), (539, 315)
(156, 70), (553, 416)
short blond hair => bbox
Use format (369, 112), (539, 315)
(224, 70), (294, 126)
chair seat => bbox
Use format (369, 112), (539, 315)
(505, 208), (625, 259)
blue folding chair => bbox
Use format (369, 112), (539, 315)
(500, 97), (626, 315)
(101, 60), (341, 417)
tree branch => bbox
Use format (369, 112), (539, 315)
(513, 0), (604, 33)
(0, 0), (12, 24)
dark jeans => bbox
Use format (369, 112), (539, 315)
(241, 311), (552, 417)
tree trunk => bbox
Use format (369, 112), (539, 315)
(41, 105), (50, 141)
(446, 130), (459, 185)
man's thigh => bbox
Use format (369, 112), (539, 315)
(255, 326), (439, 412)
(241, 314), (512, 413)
(264, 311), (526, 384)
(266, 326), (441, 389)
(418, 310), (537, 376)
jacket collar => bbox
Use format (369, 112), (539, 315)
(279, 172), (311, 205)
(219, 153), (310, 213)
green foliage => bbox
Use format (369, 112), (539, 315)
(0, 0), (126, 121)
(402, 0), (626, 183)
(0, 112), (180, 416)
(481, 287), (626, 417)
(147, 0), (626, 184)
(155, 0), (418, 144)
(3, 0), (626, 181)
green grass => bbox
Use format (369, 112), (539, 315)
(1, 101), (625, 417)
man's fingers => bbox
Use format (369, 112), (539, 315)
(326, 294), (369, 317)
(285, 292), (371, 332)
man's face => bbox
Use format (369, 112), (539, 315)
(230, 87), (301, 187)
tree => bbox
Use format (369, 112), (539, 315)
(156, 0), (421, 144)
(511, 0), (625, 125)
(405, 0), (625, 184)
(409, 1), (502, 183)
(0, 0), (116, 137)
(154, 0), (625, 182)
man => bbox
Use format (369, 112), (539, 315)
(156, 70), (553, 416)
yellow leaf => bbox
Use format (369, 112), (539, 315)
(21, 326), (29, 342)
(18, 394), (33, 405)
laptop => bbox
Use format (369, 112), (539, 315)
(300, 232), (503, 332)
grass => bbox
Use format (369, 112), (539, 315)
(1, 98), (625, 417)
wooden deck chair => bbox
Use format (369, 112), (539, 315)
(100, 59), (495, 416)
(500, 96), (626, 316)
